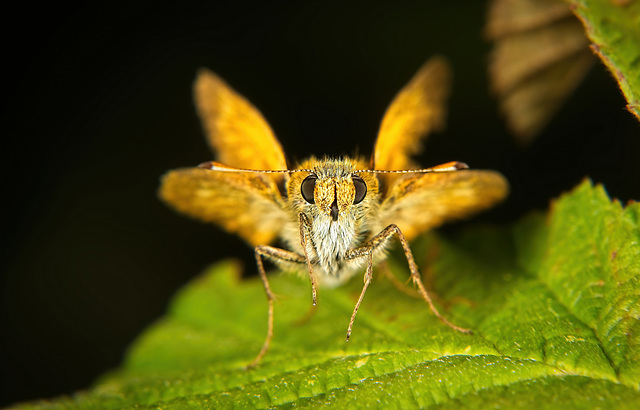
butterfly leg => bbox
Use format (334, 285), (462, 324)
(249, 245), (306, 368)
(384, 224), (471, 334)
(346, 252), (373, 341)
(343, 224), (470, 341)
(299, 213), (318, 306)
(378, 260), (421, 299)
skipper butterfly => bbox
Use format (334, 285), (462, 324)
(160, 57), (509, 367)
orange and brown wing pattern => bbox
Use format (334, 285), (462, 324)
(379, 169), (509, 241)
(159, 167), (290, 246)
(194, 69), (288, 172)
(372, 56), (452, 173)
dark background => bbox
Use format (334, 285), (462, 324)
(2, 1), (638, 406)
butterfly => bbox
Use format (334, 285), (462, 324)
(159, 56), (509, 367)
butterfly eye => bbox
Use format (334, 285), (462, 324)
(301, 174), (317, 204)
(352, 175), (367, 204)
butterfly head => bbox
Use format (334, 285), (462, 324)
(289, 157), (379, 223)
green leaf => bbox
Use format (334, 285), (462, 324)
(568, 0), (640, 122)
(18, 180), (640, 408)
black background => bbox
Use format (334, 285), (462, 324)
(2, 1), (638, 406)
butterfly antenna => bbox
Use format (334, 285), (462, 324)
(198, 161), (313, 174)
(355, 161), (468, 174)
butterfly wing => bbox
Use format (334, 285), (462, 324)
(159, 69), (292, 246)
(194, 69), (289, 173)
(372, 56), (452, 173)
(159, 166), (290, 246)
(378, 169), (509, 241)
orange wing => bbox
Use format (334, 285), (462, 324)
(379, 169), (509, 241)
(194, 69), (288, 172)
(159, 167), (290, 246)
(372, 56), (452, 172)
